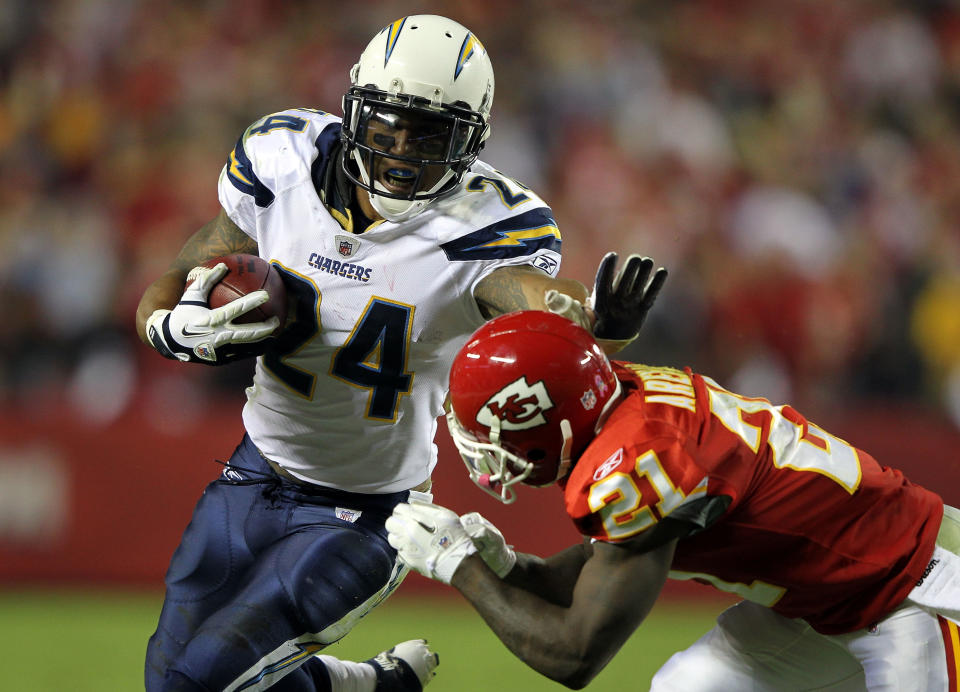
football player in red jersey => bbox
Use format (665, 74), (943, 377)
(386, 307), (960, 691)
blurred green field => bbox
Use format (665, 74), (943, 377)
(0, 589), (724, 691)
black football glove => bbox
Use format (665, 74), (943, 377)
(590, 253), (667, 342)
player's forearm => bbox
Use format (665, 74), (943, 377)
(474, 266), (588, 318)
(135, 210), (258, 344)
(503, 543), (590, 606)
(451, 554), (600, 688)
(135, 269), (189, 343)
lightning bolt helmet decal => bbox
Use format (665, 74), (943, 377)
(455, 34), (482, 80)
(383, 17), (407, 67)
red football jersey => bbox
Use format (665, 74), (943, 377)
(563, 362), (943, 634)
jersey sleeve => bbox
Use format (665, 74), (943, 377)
(564, 426), (713, 544)
(217, 109), (335, 240)
(437, 163), (564, 285)
(217, 162), (258, 238)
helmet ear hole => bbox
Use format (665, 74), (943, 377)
(526, 449), (546, 461)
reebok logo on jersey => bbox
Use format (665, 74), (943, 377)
(479, 377), (554, 431)
(308, 252), (372, 282)
(594, 448), (624, 481)
(534, 255), (558, 274)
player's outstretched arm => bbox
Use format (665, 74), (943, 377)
(502, 542), (594, 606)
(135, 208), (258, 344)
(473, 265), (589, 320)
(386, 500), (675, 689)
(475, 255), (667, 355)
(452, 539), (675, 689)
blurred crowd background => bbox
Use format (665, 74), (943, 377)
(2, 0), (960, 428)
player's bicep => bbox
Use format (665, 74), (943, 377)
(169, 208), (259, 275)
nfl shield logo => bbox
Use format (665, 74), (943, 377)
(335, 234), (359, 258)
(335, 507), (362, 523)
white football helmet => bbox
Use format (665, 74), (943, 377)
(341, 15), (495, 222)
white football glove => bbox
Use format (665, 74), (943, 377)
(145, 263), (280, 365)
(544, 289), (592, 331)
(386, 500), (477, 585)
(460, 511), (516, 578)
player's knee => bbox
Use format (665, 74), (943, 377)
(145, 629), (181, 691)
(149, 668), (211, 692)
(286, 530), (395, 616)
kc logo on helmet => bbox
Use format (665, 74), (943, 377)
(478, 376), (554, 430)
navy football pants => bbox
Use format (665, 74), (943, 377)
(145, 435), (413, 691)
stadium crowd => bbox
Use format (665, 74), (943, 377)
(2, 0), (959, 428)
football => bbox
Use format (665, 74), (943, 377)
(199, 254), (287, 329)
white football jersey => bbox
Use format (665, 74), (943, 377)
(218, 108), (563, 493)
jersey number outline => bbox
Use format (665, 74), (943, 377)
(704, 378), (862, 493)
(466, 174), (530, 208)
(668, 570), (787, 606)
(330, 298), (414, 422)
(263, 266), (322, 398)
(263, 273), (414, 421)
(249, 114), (308, 137)
(587, 450), (702, 541)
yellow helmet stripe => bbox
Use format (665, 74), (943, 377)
(455, 33), (478, 79)
(383, 17), (407, 67)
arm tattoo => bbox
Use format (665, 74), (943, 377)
(171, 211), (259, 274)
(474, 268), (536, 319)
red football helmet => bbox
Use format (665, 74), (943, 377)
(447, 310), (621, 503)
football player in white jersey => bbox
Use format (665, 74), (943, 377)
(135, 14), (664, 692)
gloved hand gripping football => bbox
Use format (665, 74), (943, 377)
(145, 263), (280, 365)
(386, 500), (478, 584)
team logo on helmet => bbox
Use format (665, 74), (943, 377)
(455, 34), (482, 79)
(478, 376), (554, 431)
(382, 17), (407, 67)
